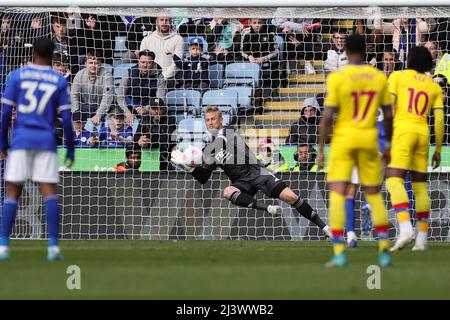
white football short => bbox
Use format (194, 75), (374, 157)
(351, 166), (360, 185)
(5, 150), (59, 184)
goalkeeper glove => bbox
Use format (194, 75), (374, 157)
(171, 149), (195, 173)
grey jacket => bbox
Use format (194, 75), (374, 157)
(71, 67), (116, 118)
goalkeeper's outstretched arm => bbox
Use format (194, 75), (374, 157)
(191, 165), (215, 184)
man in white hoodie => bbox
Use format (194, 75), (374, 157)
(139, 16), (184, 82)
(324, 29), (348, 73)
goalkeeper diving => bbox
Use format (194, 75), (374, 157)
(171, 106), (331, 237)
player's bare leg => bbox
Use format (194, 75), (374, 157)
(363, 185), (391, 267)
(0, 182), (23, 260)
(278, 187), (331, 237)
(411, 171), (430, 251)
(40, 183), (63, 261)
(386, 168), (415, 251)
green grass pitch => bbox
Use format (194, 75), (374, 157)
(1, 240), (449, 299)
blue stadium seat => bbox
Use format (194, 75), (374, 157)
(177, 118), (211, 151)
(208, 63), (224, 89)
(275, 35), (285, 61)
(202, 89), (238, 126)
(166, 89), (202, 124)
(223, 62), (260, 88)
(114, 36), (128, 52)
(183, 36), (208, 58)
(113, 63), (136, 86)
(225, 86), (253, 111)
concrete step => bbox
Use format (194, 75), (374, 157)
(255, 112), (299, 122)
(288, 74), (326, 84)
(279, 87), (326, 94)
(298, 60), (325, 67)
(278, 87), (326, 100)
(264, 101), (303, 111)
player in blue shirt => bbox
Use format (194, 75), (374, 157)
(0, 38), (75, 261)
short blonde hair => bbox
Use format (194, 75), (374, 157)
(205, 106), (222, 119)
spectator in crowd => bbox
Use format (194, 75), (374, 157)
(1, 13), (11, 46)
(117, 50), (166, 117)
(134, 98), (177, 171)
(324, 28), (348, 72)
(379, 50), (401, 77)
(291, 144), (319, 172)
(98, 106), (134, 148)
(205, 18), (243, 63)
(375, 18), (436, 63)
(72, 112), (96, 148)
(276, 18), (321, 75)
(114, 144), (142, 172)
(286, 97), (321, 145)
(140, 16), (184, 85)
(255, 138), (288, 172)
(284, 23), (323, 75)
(2, 13), (49, 74)
(71, 50), (119, 125)
(0, 14), (13, 65)
(173, 37), (209, 92)
(52, 52), (71, 80)
(424, 40), (440, 74)
(240, 18), (280, 99)
(51, 15), (69, 55)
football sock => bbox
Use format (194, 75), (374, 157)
(412, 182), (430, 246)
(329, 191), (346, 255)
(292, 198), (326, 229)
(229, 191), (268, 211)
(365, 192), (389, 252)
(44, 196), (60, 247)
(386, 177), (413, 235)
(0, 198), (17, 247)
(365, 193), (390, 252)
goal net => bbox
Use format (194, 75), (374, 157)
(0, 3), (449, 240)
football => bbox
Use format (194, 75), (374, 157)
(182, 145), (204, 167)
